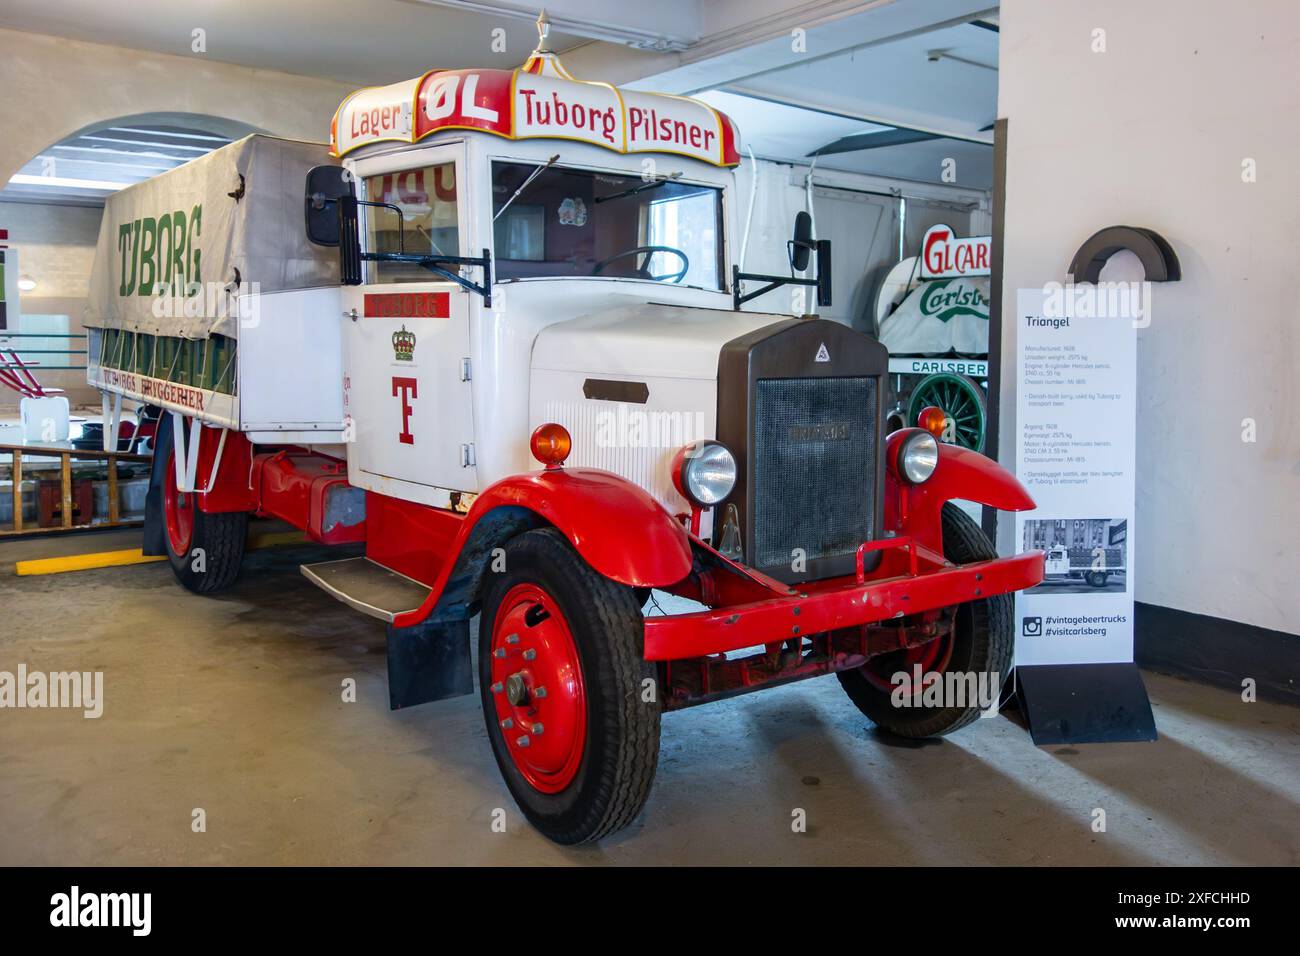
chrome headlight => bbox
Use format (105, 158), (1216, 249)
(676, 440), (738, 506)
(898, 431), (939, 484)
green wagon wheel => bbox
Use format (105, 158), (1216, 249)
(907, 372), (987, 452)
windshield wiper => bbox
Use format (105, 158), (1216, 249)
(594, 171), (683, 204)
(494, 154), (560, 222)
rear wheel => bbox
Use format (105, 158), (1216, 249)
(161, 450), (247, 593)
(837, 503), (1012, 737)
(479, 528), (659, 844)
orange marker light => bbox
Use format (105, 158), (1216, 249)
(917, 405), (948, 440)
(530, 422), (572, 468)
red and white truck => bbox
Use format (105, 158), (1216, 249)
(84, 25), (1044, 844)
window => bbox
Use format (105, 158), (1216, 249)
(363, 163), (460, 284)
(490, 161), (723, 289)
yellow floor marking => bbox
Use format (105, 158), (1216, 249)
(14, 530), (310, 576)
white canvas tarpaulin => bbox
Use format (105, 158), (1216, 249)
(878, 276), (990, 355)
(85, 135), (339, 340)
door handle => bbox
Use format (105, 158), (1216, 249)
(344, 308), (358, 321)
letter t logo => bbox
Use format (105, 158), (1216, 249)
(392, 376), (418, 444)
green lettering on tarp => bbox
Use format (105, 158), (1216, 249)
(129, 220), (142, 296)
(137, 217), (156, 297)
(156, 213), (172, 288)
(117, 223), (134, 296)
(189, 205), (202, 288)
(115, 204), (203, 301)
(171, 209), (187, 290)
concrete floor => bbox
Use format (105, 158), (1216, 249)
(1, 536), (1297, 866)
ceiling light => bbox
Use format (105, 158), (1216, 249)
(8, 174), (132, 192)
(17, 275), (37, 292)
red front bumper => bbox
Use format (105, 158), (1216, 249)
(643, 541), (1044, 662)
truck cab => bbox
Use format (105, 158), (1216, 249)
(334, 132), (745, 520)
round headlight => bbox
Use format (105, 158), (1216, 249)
(677, 441), (737, 506)
(898, 431), (939, 484)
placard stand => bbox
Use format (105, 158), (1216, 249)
(1008, 229), (1177, 745)
(1016, 663), (1155, 744)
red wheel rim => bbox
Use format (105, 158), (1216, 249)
(488, 583), (587, 794)
(162, 452), (194, 557)
(859, 629), (955, 696)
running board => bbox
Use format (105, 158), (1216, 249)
(300, 557), (430, 623)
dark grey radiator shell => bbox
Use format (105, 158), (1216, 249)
(715, 318), (889, 584)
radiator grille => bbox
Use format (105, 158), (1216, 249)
(752, 377), (877, 572)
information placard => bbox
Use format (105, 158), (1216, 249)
(1013, 287), (1136, 666)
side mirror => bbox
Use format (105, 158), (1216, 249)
(790, 210), (832, 307)
(304, 165), (355, 246)
(789, 210), (813, 271)
(731, 209), (833, 311)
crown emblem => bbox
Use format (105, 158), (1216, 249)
(392, 325), (416, 361)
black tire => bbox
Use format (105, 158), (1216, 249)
(160, 449), (247, 594)
(478, 528), (659, 844)
(1086, 570), (1108, 587)
(837, 503), (1012, 737)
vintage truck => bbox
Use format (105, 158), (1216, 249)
(84, 20), (1044, 844)
(1042, 545), (1125, 587)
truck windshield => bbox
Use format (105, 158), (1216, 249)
(363, 162), (460, 283)
(491, 161), (723, 289)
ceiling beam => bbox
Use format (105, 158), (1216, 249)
(809, 127), (941, 157)
(721, 86), (994, 146)
(682, 4), (998, 95)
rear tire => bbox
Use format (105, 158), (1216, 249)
(837, 503), (1012, 737)
(161, 449), (247, 594)
(479, 528), (660, 844)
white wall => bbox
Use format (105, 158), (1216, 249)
(997, 0), (1299, 634)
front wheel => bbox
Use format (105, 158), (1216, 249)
(479, 528), (660, 844)
(837, 503), (1012, 737)
(161, 449), (247, 593)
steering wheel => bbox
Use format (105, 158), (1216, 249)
(592, 245), (689, 283)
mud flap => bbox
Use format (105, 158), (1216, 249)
(141, 412), (172, 557)
(386, 618), (473, 710)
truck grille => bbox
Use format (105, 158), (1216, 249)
(751, 377), (877, 573)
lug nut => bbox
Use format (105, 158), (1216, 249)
(501, 717), (514, 729)
(493, 648), (506, 659)
(531, 723), (544, 735)
(506, 633), (520, 644)
(490, 681), (504, 694)
(533, 686), (548, 698)
(523, 649), (537, 661)
(505, 673), (528, 706)
(516, 735), (531, 748)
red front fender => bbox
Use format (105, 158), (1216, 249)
(390, 467), (693, 628)
(467, 467), (693, 587)
(886, 431), (1036, 552)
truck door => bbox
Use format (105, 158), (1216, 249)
(342, 146), (478, 503)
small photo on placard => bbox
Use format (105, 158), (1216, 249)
(1022, 517), (1128, 595)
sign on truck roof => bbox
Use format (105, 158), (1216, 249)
(331, 14), (740, 167)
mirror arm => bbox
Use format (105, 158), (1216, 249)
(733, 265), (821, 310)
(732, 236), (832, 311)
